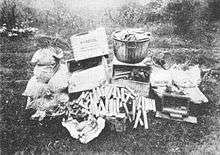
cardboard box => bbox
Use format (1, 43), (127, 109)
(68, 64), (108, 93)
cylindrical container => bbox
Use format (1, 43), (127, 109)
(113, 31), (151, 64)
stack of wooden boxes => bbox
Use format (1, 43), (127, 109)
(67, 27), (111, 94)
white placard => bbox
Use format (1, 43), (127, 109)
(70, 27), (109, 61)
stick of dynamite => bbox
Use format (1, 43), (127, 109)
(134, 109), (142, 128)
(125, 86), (137, 98)
(142, 97), (149, 129)
(132, 97), (138, 120)
(122, 95), (132, 122)
(134, 96), (143, 128)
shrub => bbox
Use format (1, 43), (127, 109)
(165, 0), (216, 47)
(107, 1), (166, 27)
(0, 0), (38, 38)
(107, 3), (145, 27)
(208, 0), (220, 22)
(35, 1), (85, 39)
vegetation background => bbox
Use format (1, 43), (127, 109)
(0, 0), (220, 154)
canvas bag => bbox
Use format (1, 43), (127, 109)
(22, 76), (50, 99)
(48, 64), (70, 92)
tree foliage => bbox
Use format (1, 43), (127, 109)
(0, 0), (37, 29)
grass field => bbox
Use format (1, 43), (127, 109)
(1, 28), (220, 154)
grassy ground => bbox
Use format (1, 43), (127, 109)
(0, 30), (220, 155)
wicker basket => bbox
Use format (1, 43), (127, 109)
(113, 36), (150, 64)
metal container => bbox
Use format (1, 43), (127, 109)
(113, 31), (151, 64)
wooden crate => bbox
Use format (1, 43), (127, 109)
(68, 57), (111, 93)
(112, 79), (150, 97)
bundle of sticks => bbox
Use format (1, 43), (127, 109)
(132, 97), (156, 129)
(74, 84), (156, 129)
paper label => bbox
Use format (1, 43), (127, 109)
(70, 27), (109, 61)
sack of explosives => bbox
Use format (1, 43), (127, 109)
(31, 47), (63, 65)
(31, 110), (46, 121)
(48, 64), (70, 92)
(150, 67), (172, 87)
(26, 92), (69, 110)
(26, 96), (57, 111)
(79, 117), (105, 143)
(54, 93), (69, 103)
(62, 115), (105, 143)
(33, 64), (59, 83)
(22, 76), (50, 99)
(171, 65), (201, 88)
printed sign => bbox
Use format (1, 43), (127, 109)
(70, 27), (109, 61)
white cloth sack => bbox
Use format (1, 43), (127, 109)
(170, 65), (201, 88)
(22, 76), (49, 99)
(48, 64), (70, 92)
(31, 47), (63, 65)
(27, 97), (58, 111)
(33, 65), (58, 83)
(62, 116), (105, 144)
(150, 67), (172, 87)
(54, 93), (69, 103)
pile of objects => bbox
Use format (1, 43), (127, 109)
(23, 27), (208, 143)
(150, 63), (208, 123)
(113, 28), (151, 42)
(23, 45), (70, 121)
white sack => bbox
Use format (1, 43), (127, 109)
(31, 110), (46, 121)
(54, 93), (69, 103)
(150, 65), (201, 88)
(150, 67), (172, 87)
(22, 76), (49, 99)
(31, 47), (63, 65)
(185, 65), (201, 86)
(79, 117), (105, 144)
(33, 65), (58, 83)
(170, 65), (201, 88)
(48, 64), (70, 92)
(62, 118), (81, 139)
(26, 97), (57, 111)
(62, 116), (105, 144)
(184, 87), (208, 103)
